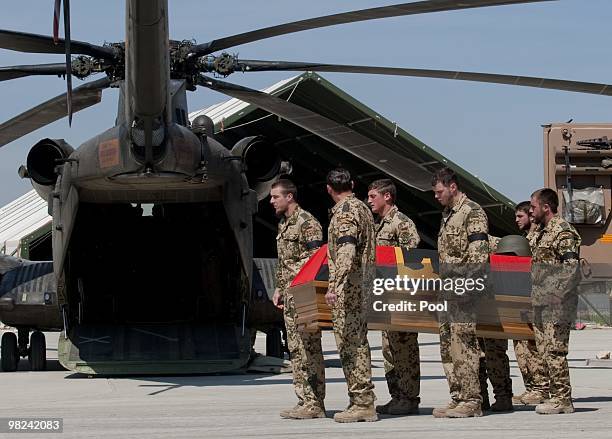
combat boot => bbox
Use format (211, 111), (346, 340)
(490, 397), (514, 412)
(280, 403), (302, 418)
(514, 390), (547, 406)
(376, 398), (419, 415)
(432, 400), (458, 418)
(333, 405), (378, 423)
(282, 405), (326, 419)
(512, 391), (526, 405)
(445, 401), (484, 418)
(535, 399), (574, 415)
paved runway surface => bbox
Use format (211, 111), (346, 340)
(1, 328), (611, 438)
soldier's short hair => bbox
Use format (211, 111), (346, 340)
(368, 179), (396, 203)
(271, 179), (298, 199)
(531, 188), (559, 213)
(326, 168), (352, 192)
(515, 201), (531, 214)
(431, 167), (459, 189)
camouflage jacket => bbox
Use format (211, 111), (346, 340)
(376, 205), (420, 249)
(531, 215), (581, 305)
(438, 193), (490, 264)
(275, 205), (323, 293)
(525, 225), (539, 251)
(488, 235), (501, 253)
(327, 194), (376, 298)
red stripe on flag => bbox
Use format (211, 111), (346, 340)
(376, 245), (397, 266)
(490, 254), (532, 272)
(290, 245), (328, 287)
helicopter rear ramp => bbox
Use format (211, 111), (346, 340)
(58, 323), (251, 375)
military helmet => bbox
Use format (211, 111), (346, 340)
(495, 235), (531, 257)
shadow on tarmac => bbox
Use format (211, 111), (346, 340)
(133, 374), (448, 396)
(573, 396), (612, 403)
(12, 359), (67, 372)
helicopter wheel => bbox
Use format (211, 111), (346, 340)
(1, 332), (19, 372)
(28, 331), (47, 371)
(266, 328), (284, 359)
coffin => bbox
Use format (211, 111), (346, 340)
(289, 247), (535, 340)
(291, 281), (534, 340)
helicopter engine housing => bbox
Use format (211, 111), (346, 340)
(26, 138), (75, 200)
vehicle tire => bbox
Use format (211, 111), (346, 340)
(1, 332), (19, 372)
(28, 331), (46, 371)
(266, 328), (283, 359)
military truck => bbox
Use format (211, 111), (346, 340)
(543, 123), (612, 323)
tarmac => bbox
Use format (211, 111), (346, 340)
(0, 328), (611, 438)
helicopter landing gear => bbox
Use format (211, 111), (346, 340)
(29, 331), (47, 371)
(1, 332), (19, 372)
(0, 328), (47, 372)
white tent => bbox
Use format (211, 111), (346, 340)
(0, 190), (50, 256)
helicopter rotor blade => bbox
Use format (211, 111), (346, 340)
(233, 59), (612, 96)
(0, 29), (115, 59)
(190, 0), (556, 57)
(0, 77), (111, 149)
(0, 63), (67, 81)
(196, 74), (433, 191)
(62, 0), (74, 126)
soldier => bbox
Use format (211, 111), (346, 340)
(324, 168), (378, 423)
(270, 179), (326, 420)
(482, 234), (509, 412)
(480, 234), (514, 413)
(515, 200), (539, 249)
(431, 167), (495, 418)
(366, 179), (421, 415)
(511, 201), (549, 406)
(529, 188), (581, 414)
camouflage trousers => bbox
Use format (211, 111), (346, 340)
(513, 338), (549, 395)
(331, 285), (376, 407)
(284, 292), (326, 410)
(477, 338), (513, 399)
(533, 305), (573, 403)
(381, 330), (420, 402)
(439, 320), (481, 404)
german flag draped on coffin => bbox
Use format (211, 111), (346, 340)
(289, 245), (535, 340)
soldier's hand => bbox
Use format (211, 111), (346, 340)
(272, 289), (284, 310)
(325, 290), (337, 306)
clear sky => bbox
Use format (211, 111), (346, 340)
(1, 0), (610, 206)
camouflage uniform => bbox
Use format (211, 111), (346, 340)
(276, 205), (326, 411)
(526, 227), (539, 249)
(531, 215), (581, 404)
(512, 338), (548, 394)
(437, 193), (491, 405)
(513, 226), (549, 397)
(488, 235), (501, 253)
(475, 235), (513, 403)
(327, 194), (377, 407)
(482, 338), (512, 402)
(376, 206), (421, 403)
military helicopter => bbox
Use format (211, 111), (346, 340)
(1, 0), (611, 374)
(0, 255), (59, 371)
